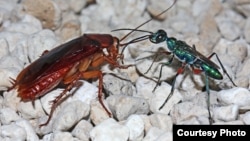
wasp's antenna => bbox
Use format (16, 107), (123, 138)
(112, 28), (153, 34)
(118, 0), (177, 42)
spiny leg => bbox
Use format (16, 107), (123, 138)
(144, 53), (160, 74)
(205, 73), (213, 125)
(143, 51), (172, 74)
(153, 54), (174, 92)
(39, 78), (81, 127)
(191, 65), (212, 124)
(159, 63), (186, 110)
(207, 53), (237, 87)
(204, 52), (237, 124)
(7, 77), (17, 92)
(81, 70), (112, 117)
(102, 55), (133, 69)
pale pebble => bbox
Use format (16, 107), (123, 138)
(8, 29), (58, 66)
(217, 87), (250, 107)
(125, 114), (145, 141)
(212, 40), (242, 71)
(70, 80), (98, 104)
(106, 95), (149, 121)
(15, 119), (39, 141)
(241, 111), (250, 124)
(90, 118), (129, 141)
(213, 38), (231, 55)
(0, 54), (23, 71)
(120, 65), (139, 83)
(59, 20), (81, 41)
(103, 74), (136, 96)
(90, 100), (110, 125)
(17, 99), (45, 119)
(227, 38), (248, 62)
(0, 38), (9, 59)
(178, 116), (205, 125)
(135, 51), (176, 81)
(149, 114), (172, 131)
(52, 100), (90, 131)
(197, 116), (211, 124)
(244, 17), (250, 43)
(190, 91), (218, 109)
(0, 123), (26, 141)
(235, 3), (250, 18)
(215, 8), (246, 29)
(170, 13), (199, 34)
(0, 96), (3, 109)
(0, 107), (21, 125)
(237, 57), (250, 80)
(142, 127), (166, 141)
(212, 58), (238, 88)
(40, 89), (63, 115)
(72, 120), (93, 141)
(147, 0), (175, 20)
(170, 101), (208, 123)
(178, 74), (204, 99)
(4, 15), (42, 34)
(135, 77), (157, 100)
(2, 90), (20, 111)
(149, 82), (182, 115)
(41, 133), (52, 141)
(22, 0), (62, 30)
(0, 0), (17, 14)
(139, 115), (152, 133)
(36, 116), (53, 136)
(217, 21), (241, 41)
(199, 13), (221, 50)
(192, 0), (222, 17)
(213, 120), (244, 125)
(234, 76), (249, 88)
(155, 132), (172, 141)
(51, 131), (78, 141)
(0, 31), (27, 52)
(94, 0), (116, 21)
(26, 29), (59, 62)
(53, 0), (70, 11)
(213, 105), (239, 122)
(0, 9), (4, 24)
(112, 0), (147, 26)
(0, 67), (21, 89)
(66, 0), (87, 13)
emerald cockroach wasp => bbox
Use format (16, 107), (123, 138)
(113, 0), (237, 124)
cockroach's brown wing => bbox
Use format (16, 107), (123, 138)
(15, 35), (104, 85)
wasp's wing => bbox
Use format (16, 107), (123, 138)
(177, 40), (220, 69)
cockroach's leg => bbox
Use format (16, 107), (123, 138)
(7, 78), (17, 91)
(41, 50), (49, 56)
(79, 58), (92, 72)
(103, 56), (133, 69)
(91, 54), (105, 68)
(81, 70), (112, 117)
(39, 90), (68, 127)
(40, 74), (81, 127)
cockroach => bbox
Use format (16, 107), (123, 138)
(7, 34), (131, 127)
(7, 0), (177, 127)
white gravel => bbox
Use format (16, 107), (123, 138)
(0, 0), (250, 140)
